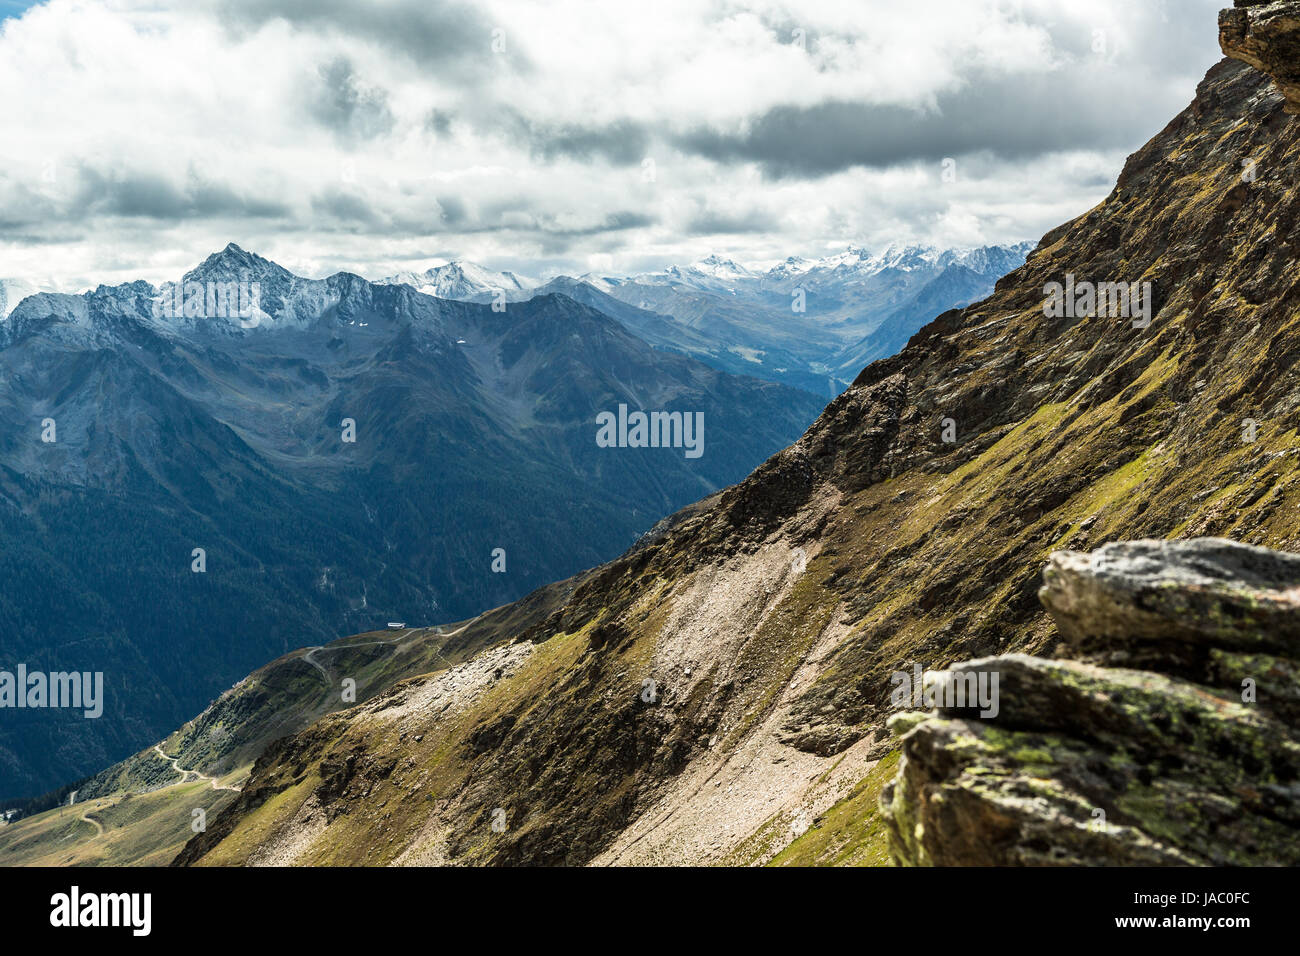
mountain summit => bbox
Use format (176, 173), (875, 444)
(380, 261), (537, 300)
(185, 242), (290, 282)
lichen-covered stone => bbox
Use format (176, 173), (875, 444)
(1040, 539), (1300, 725)
(881, 540), (1300, 866)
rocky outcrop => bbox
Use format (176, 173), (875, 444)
(1042, 539), (1300, 725)
(881, 539), (1300, 866)
(1221, 1), (1300, 112)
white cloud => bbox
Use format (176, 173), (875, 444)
(0, 0), (1226, 287)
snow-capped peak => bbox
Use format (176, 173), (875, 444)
(688, 254), (755, 281)
(380, 260), (538, 301)
(186, 243), (295, 285)
(0, 278), (49, 320)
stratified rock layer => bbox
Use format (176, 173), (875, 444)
(881, 539), (1300, 866)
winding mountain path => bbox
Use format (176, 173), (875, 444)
(153, 744), (241, 792)
(302, 647), (331, 679)
(78, 807), (105, 837)
(301, 625), (466, 684)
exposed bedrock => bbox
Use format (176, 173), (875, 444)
(1221, 1), (1300, 112)
(881, 538), (1300, 866)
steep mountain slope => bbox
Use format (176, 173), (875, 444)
(872, 0), (1300, 872)
(827, 261), (1020, 377)
(0, 252), (824, 799)
(166, 28), (1300, 867)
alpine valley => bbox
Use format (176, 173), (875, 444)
(0, 229), (1029, 800)
(0, 247), (835, 800)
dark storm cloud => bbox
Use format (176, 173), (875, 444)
(462, 208), (657, 239)
(601, 211), (655, 232)
(435, 195), (467, 225)
(0, 176), (57, 229)
(213, 0), (517, 73)
(675, 69), (1185, 177)
(0, 167), (290, 229)
(310, 188), (382, 226)
(0, 230), (85, 245)
(309, 57), (396, 143)
(304, 188), (653, 240)
(685, 207), (782, 235)
(525, 120), (651, 165)
(481, 109), (651, 166)
(540, 210), (655, 236)
(72, 168), (291, 220)
(425, 109), (454, 136)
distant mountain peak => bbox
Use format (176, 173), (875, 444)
(379, 260), (537, 300)
(185, 243), (294, 283)
(692, 253), (749, 270)
(0, 277), (49, 320)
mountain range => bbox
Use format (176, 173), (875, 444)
(3, 4), (1293, 866)
(0, 246), (826, 798)
(6, 3), (1295, 871)
(380, 242), (1034, 396)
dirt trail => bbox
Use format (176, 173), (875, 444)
(153, 744), (242, 792)
(78, 806), (105, 837)
(302, 625), (465, 683)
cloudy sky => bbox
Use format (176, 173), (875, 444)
(1, 0), (1225, 290)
